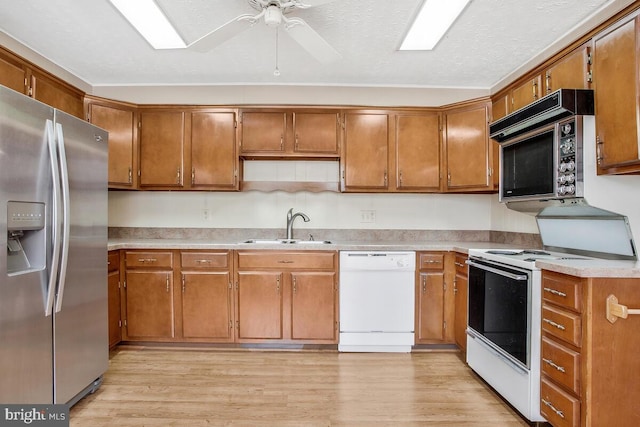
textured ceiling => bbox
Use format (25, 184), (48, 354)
(0, 0), (620, 89)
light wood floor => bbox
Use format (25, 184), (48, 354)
(70, 347), (530, 426)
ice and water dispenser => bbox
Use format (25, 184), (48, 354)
(6, 201), (46, 275)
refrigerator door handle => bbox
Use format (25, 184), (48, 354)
(45, 119), (61, 317)
(54, 122), (71, 314)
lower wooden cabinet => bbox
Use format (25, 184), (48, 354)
(107, 251), (122, 348)
(235, 250), (338, 343)
(540, 270), (640, 427)
(453, 252), (468, 352)
(179, 251), (234, 342)
(415, 252), (455, 344)
(116, 249), (337, 345)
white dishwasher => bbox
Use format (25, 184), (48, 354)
(339, 251), (416, 353)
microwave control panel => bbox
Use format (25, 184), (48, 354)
(557, 119), (578, 196)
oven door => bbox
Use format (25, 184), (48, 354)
(467, 258), (532, 369)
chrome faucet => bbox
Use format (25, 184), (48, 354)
(286, 208), (310, 241)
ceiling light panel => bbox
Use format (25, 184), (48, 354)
(400, 0), (471, 50)
(109, 0), (186, 49)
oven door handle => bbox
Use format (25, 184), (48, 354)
(466, 260), (528, 281)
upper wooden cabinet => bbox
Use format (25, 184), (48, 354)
(86, 98), (138, 189)
(0, 48), (27, 94)
(395, 112), (442, 192)
(190, 110), (239, 190)
(239, 109), (340, 157)
(138, 110), (185, 188)
(341, 111), (390, 191)
(0, 47), (83, 118)
(544, 42), (592, 94)
(593, 15), (640, 174)
(511, 74), (543, 112)
(444, 101), (493, 192)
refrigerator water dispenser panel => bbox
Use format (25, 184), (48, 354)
(6, 201), (45, 275)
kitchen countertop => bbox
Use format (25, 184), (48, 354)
(108, 238), (640, 278)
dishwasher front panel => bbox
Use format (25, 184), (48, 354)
(339, 270), (415, 332)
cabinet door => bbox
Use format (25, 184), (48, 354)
(181, 272), (233, 340)
(545, 43), (592, 94)
(292, 112), (339, 154)
(593, 17), (640, 173)
(108, 266), (121, 348)
(445, 104), (491, 191)
(511, 75), (543, 112)
(125, 271), (174, 339)
(416, 271), (445, 342)
(291, 272), (337, 341)
(454, 269), (468, 351)
(395, 113), (441, 191)
(240, 111), (286, 154)
(139, 111), (185, 187)
(491, 94), (509, 122)
(236, 271), (283, 340)
(28, 69), (84, 118)
(0, 50), (26, 93)
(191, 111), (238, 189)
(342, 112), (389, 190)
(89, 102), (136, 188)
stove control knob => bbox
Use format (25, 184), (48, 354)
(566, 173), (575, 183)
(558, 175), (567, 184)
(566, 160), (576, 171)
(559, 162), (568, 172)
(566, 184), (576, 194)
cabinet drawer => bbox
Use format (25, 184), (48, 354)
(454, 253), (467, 276)
(541, 377), (580, 427)
(419, 253), (444, 270)
(542, 272), (582, 313)
(237, 251), (336, 270)
(125, 251), (174, 269)
(542, 305), (582, 347)
(542, 336), (581, 394)
(181, 251), (229, 269)
(108, 251), (119, 272)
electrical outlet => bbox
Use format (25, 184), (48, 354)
(360, 210), (376, 223)
(202, 209), (210, 221)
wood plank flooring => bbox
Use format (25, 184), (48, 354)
(70, 347), (530, 426)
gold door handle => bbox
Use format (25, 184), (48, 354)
(176, 167), (181, 184)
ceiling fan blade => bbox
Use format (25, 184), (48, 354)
(188, 14), (255, 52)
(284, 17), (341, 64)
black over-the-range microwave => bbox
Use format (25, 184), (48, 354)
(489, 89), (594, 203)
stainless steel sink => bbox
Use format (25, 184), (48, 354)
(241, 239), (332, 245)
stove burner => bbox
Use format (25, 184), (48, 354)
(522, 250), (550, 255)
(485, 250), (523, 255)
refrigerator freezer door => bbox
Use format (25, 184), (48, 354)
(52, 110), (108, 404)
(0, 86), (56, 403)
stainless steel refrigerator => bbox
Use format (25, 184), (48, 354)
(0, 85), (108, 405)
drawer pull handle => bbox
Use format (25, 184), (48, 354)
(542, 357), (566, 373)
(544, 287), (567, 298)
(277, 260), (294, 264)
(454, 262), (465, 267)
(195, 259), (212, 264)
(423, 260), (440, 264)
(543, 318), (566, 331)
(541, 398), (565, 419)
(606, 294), (640, 324)
(138, 258), (157, 263)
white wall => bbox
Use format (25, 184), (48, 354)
(108, 190), (494, 231)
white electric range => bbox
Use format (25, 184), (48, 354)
(464, 248), (591, 422)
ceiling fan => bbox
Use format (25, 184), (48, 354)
(188, 0), (341, 64)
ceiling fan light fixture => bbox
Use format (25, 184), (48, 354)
(400, 0), (471, 51)
(108, 0), (186, 49)
(264, 5), (283, 27)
